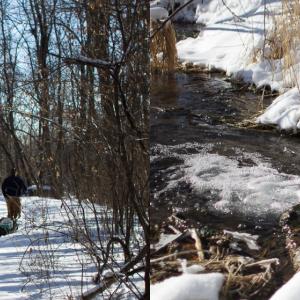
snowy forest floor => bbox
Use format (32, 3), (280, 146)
(0, 196), (144, 300)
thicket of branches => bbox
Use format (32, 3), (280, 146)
(0, 0), (149, 298)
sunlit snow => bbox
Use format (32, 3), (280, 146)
(0, 196), (143, 299)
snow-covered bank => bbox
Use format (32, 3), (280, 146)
(167, 0), (300, 131)
(257, 87), (300, 131)
(177, 1), (283, 86)
(0, 196), (144, 299)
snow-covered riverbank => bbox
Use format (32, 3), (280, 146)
(151, 0), (300, 131)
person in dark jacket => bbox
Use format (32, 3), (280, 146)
(2, 168), (27, 219)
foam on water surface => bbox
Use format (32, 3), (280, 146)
(152, 144), (300, 218)
(185, 152), (300, 216)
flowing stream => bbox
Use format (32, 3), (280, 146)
(149, 22), (300, 300)
(150, 27), (300, 293)
(151, 71), (300, 227)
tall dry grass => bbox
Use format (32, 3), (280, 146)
(150, 20), (178, 73)
(266, 0), (300, 90)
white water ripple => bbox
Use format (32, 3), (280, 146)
(184, 153), (300, 216)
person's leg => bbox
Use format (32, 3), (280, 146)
(10, 197), (21, 219)
(5, 197), (11, 218)
(10, 196), (16, 219)
(15, 197), (21, 218)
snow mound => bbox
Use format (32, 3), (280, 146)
(270, 271), (300, 300)
(150, 273), (224, 300)
(177, 24), (262, 74)
(256, 87), (300, 131)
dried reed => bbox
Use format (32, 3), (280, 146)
(150, 20), (178, 73)
(265, 0), (300, 90)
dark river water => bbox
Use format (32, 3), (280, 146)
(151, 71), (300, 226)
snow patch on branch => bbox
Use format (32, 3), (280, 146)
(64, 55), (118, 68)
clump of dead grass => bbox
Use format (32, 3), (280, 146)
(150, 20), (178, 73)
(264, 0), (300, 90)
(150, 216), (280, 299)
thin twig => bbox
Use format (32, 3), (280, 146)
(190, 229), (205, 261)
(221, 0), (244, 22)
(245, 258), (280, 268)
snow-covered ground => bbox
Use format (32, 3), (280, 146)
(151, 0), (300, 131)
(0, 196), (144, 299)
